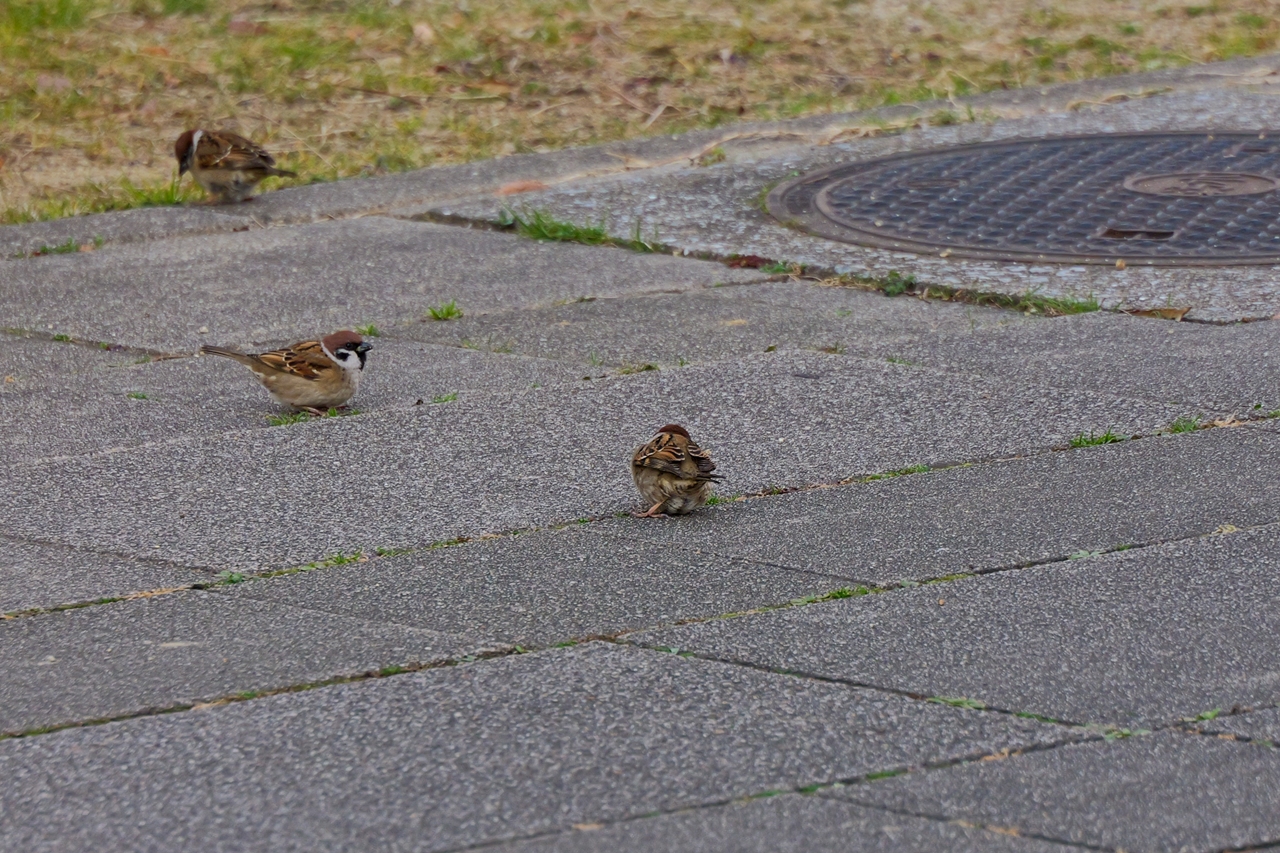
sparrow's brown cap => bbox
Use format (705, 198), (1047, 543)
(655, 424), (690, 438)
(322, 330), (365, 351)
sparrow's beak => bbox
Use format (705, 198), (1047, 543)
(178, 161), (189, 177)
(356, 342), (372, 354)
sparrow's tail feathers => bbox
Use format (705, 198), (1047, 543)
(698, 473), (725, 483)
(200, 345), (254, 365)
(268, 167), (297, 178)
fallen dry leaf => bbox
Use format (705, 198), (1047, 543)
(1128, 306), (1191, 320)
(496, 180), (549, 195)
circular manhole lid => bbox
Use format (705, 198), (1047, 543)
(766, 132), (1280, 266)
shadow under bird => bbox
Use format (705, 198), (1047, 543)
(200, 331), (372, 415)
(631, 424), (722, 517)
(174, 129), (296, 203)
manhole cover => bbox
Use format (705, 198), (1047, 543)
(767, 132), (1280, 266)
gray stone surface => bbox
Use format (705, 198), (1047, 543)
(0, 217), (763, 352)
(1195, 708), (1280, 744)
(433, 88), (1280, 322)
(402, 279), (1032, 367)
(0, 643), (1068, 851)
(0, 589), (482, 735)
(491, 795), (1072, 853)
(636, 523), (1280, 727)
(890, 311), (1280, 415)
(0, 351), (1189, 570)
(222, 525), (849, 648)
(598, 425), (1280, 585)
(0, 538), (208, 615)
(2, 334), (582, 459)
(841, 732), (1280, 852)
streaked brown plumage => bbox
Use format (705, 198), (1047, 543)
(200, 330), (371, 413)
(175, 129), (296, 203)
(630, 423), (722, 517)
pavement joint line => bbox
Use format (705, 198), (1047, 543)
(7, 426), (1277, 621)
(0, 326), (182, 360)
(0, 645), (518, 742)
(427, 729), (1106, 853)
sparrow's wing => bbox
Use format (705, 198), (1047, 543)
(633, 431), (721, 480)
(254, 341), (335, 380)
(684, 439), (720, 479)
(197, 132), (279, 171)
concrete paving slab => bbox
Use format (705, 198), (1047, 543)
(221, 525), (849, 648)
(0, 217), (764, 352)
(840, 732), (1280, 852)
(432, 88), (1280, 322)
(888, 311), (1280, 415)
(1194, 708), (1280, 744)
(635, 523), (1280, 727)
(0, 589), (483, 735)
(0, 643), (1067, 852)
(401, 279), (1032, 367)
(0, 351), (1188, 570)
(597, 426), (1280, 586)
(490, 794), (1072, 853)
(0, 538), (207, 615)
(2, 335), (582, 459)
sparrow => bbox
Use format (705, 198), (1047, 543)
(630, 424), (722, 517)
(200, 330), (371, 414)
(174, 129), (296, 203)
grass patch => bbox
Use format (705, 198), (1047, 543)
(266, 407), (359, 426)
(431, 392), (458, 403)
(3, 0), (1278, 222)
(427, 300), (463, 321)
(126, 391), (148, 400)
(355, 324), (381, 337)
(616, 363), (659, 375)
(1069, 429), (1124, 447)
(1167, 416), (1201, 433)
(864, 768), (908, 782)
(504, 210), (659, 252)
(859, 464), (929, 483)
(929, 696), (988, 710)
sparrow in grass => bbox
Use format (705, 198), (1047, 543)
(631, 424), (722, 517)
(200, 331), (371, 414)
(174, 129), (296, 203)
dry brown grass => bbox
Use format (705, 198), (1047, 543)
(1, 0), (1277, 223)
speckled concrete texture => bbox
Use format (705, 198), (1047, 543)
(431, 87), (1280, 322)
(0, 351), (1190, 571)
(0, 538), (208, 615)
(0, 589), (486, 735)
(219, 524), (849, 647)
(596, 425), (1280, 586)
(0, 643), (1068, 852)
(488, 794), (1074, 853)
(840, 732), (1280, 852)
(635, 523), (1280, 727)
(0, 217), (764, 352)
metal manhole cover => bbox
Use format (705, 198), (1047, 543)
(766, 132), (1280, 266)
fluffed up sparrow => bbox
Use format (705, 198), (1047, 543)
(175, 129), (296, 203)
(200, 330), (372, 414)
(631, 424), (722, 517)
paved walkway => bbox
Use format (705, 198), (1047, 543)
(4, 56), (1280, 852)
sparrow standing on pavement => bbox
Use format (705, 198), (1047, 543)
(631, 424), (722, 517)
(200, 331), (372, 414)
(174, 129), (296, 203)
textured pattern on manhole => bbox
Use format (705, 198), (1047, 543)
(767, 132), (1280, 266)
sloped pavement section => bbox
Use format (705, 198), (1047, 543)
(1, 351), (1189, 573)
(430, 87), (1280, 322)
(0, 644), (1070, 853)
(840, 732), (1280, 852)
(488, 794), (1072, 853)
(0, 217), (764, 353)
(635, 521), (1280, 729)
(597, 425), (1280, 586)
(0, 590), (490, 736)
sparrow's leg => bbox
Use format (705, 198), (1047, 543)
(631, 501), (669, 518)
(301, 406), (328, 417)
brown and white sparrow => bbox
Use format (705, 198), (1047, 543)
(200, 330), (371, 414)
(631, 424), (722, 517)
(175, 129), (296, 203)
